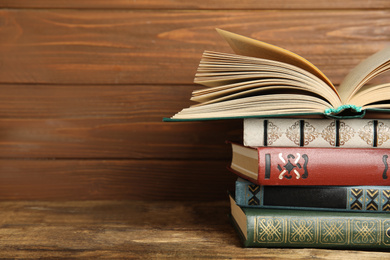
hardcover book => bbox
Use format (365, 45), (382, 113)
(229, 142), (390, 186)
(229, 194), (390, 249)
(235, 178), (390, 212)
(243, 118), (390, 148)
(166, 29), (390, 121)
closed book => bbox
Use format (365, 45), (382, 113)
(229, 194), (390, 249)
(235, 178), (390, 212)
(244, 118), (390, 148)
(229, 142), (390, 186)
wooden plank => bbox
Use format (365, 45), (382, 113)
(1, 10), (390, 85)
(0, 200), (389, 258)
(0, 120), (241, 159)
(0, 84), (196, 120)
(0, 0), (389, 10)
(0, 84), (241, 159)
(0, 159), (236, 200)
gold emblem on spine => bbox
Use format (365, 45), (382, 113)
(358, 121), (375, 146)
(352, 220), (379, 244)
(255, 217), (284, 243)
(338, 122), (355, 146)
(320, 219), (347, 244)
(377, 121), (390, 146)
(267, 122), (283, 145)
(289, 219), (315, 243)
(285, 121), (301, 146)
(303, 122), (319, 145)
(321, 122), (337, 146)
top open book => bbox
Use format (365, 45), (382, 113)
(166, 29), (390, 121)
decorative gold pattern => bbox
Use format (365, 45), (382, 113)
(377, 121), (390, 146)
(320, 219), (347, 244)
(255, 217), (284, 243)
(338, 122), (355, 146)
(321, 122), (337, 146)
(352, 220), (379, 244)
(358, 121), (375, 146)
(252, 217), (388, 246)
(289, 219), (315, 243)
(285, 121), (301, 146)
(303, 122), (319, 145)
(267, 122), (283, 145)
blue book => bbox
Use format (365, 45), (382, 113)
(235, 178), (390, 212)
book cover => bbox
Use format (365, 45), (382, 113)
(229, 142), (390, 186)
(235, 178), (390, 212)
(229, 194), (390, 249)
(244, 118), (390, 148)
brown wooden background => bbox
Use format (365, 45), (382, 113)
(0, 1), (390, 200)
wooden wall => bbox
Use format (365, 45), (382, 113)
(0, 1), (390, 200)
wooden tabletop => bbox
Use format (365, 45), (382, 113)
(0, 200), (388, 259)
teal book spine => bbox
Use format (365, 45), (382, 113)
(235, 178), (390, 212)
(229, 194), (390, 249)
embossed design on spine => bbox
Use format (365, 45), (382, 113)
(382, 190), (390, 211)
(322, 121), (337, 146)
(320, 219), (347, 244)
(289, 219), (315, 243)
(366, 189), (379, 211)
(349, 188), (363, 210)
(254, 217), (284, 243)
(377, 121), (390, 147)
(338, 122), (355, 146)
(358, 121), (375, 146)
(266, 121), (283, 146)
(352, 220), (380, 244)
(277, 153), (309, 180)
(285, 121), (301, 146)
(248, 184), (260, 206)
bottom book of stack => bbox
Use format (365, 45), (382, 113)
(229, 179), (390, 250)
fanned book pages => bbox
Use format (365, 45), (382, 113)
(165, 29), (390, 121)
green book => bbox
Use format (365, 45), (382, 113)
(229, 194), (390, 249)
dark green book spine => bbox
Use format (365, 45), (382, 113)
(231, 195), (390, 249)
(235, 178), (390, 212)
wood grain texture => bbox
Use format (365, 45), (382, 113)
(1, 0), (389, 9)
(0, 159), (236, 200)
(0, 200), (388, 258)
(0, 120), (241, 159)
(1, 10), (390, 85)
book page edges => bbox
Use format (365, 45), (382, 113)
(229, 194), (248, 240)
(215, 28), (337, 96)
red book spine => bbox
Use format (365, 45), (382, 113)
(232, 146), (390, 186)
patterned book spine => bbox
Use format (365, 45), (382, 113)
(229, 195), (390, 249)
(230, 142), (390, 186)
(243, 118), (390, 148)
(235, 178), (390, 212)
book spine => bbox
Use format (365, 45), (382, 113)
(230, 143), (390, 186)
(243, 207), (390, 249)
(259, 146), (390, 185)
(235, 179), (390, 212)
(244, 118), (390, 148)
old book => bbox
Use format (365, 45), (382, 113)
(229, 194), (390, 249)
(235, 178), (390, 212)
(229, 142), (390, 186)
(243, 118), (390, 148)
(166, 29), (390, 121)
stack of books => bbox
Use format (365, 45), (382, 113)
(228, 118), (390, 249)
(165, 29), (390, 250)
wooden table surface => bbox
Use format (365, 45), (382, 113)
(0, 200), (388, 259)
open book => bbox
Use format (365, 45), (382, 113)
(166, 29), (390, 121)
